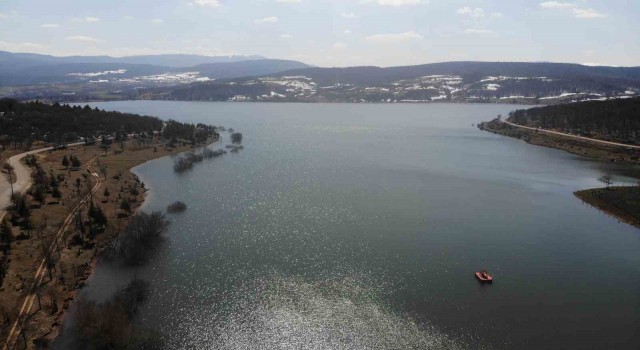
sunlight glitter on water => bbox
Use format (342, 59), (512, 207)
(164, 274), (469, 350)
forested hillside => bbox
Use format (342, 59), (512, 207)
(146, 61), (640, 104)
(508, 97), (640, 143)
(274, 61), (640, 86)
(0, 98), (215, 148)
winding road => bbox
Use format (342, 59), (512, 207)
(499, 119), (640, 150)
(1, 142), (91, 350)
(0, 143), (85, 221)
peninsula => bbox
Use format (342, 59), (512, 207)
(0, 99), (219, 348)
(479, 97), (640, 230)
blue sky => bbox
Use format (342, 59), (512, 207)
(0, 0), (638, 67)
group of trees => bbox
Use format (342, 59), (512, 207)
(231, 132), (243, 144)
(508, 97), (640, 143)
(26, 156), (67, 206)
(163, 120), (217, 144)
(161, 81), (275, 101)
(9, 192), (30, 221)
(87, 201), (108, 238)
(0, 219), (12, 285)
(69, 209), (171, 347)
(105, 211), (168, 265)
(166, 201), (187, 213)
(0, 99), (220, 151)
(173, 148), (226, 173)
(0, 99), (163, 147)
(73, 278), (161, 349)
(61, 155), (81, 169)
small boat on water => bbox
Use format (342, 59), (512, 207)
(475, 269), (493, 283)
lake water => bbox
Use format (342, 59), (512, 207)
(59, 102), (640, 349)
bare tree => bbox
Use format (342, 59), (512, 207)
(41, 238), (56, 281)
(10, 191), (30, 218)
(598, 175), (613, 189)
(97, 160), (108, 179)
(45, 285), (58, 315)
(231, 132), (243, 144)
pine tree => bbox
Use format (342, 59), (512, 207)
(120, 199), (131, 213)
(62, 155), (69, 169)
(0, 218), (12, 245)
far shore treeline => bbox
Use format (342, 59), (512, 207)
(0, 98), (216, 148)
(507, 97), (640, 144)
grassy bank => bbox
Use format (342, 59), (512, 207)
(575, 186), (640, 230)
(478, 119), (640, 231)
(478, 119), (640, 165)
(0, 134), (218, 348)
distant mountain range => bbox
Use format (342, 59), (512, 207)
(0, 51), (308, 86)
(1, 51), (639, 104)
(270, 62), (640, 86)
(157, 62), (640, 104)
(0, 51), (266, 68)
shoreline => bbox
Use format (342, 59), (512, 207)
(478, 118), (640, 232)
(65, 98), (540, 106)
(1, 134), (220, 349)
(130, 135), (222, 212)
(574, 187), (640, 231)
(478, 119), (640, 165)
(49, 135), (222, 343)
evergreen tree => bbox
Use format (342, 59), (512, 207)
(120, 199), (132, 213)
(0, 219), (12, 245)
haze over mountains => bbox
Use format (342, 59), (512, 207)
(0, 51), (266, 68)
(1, 51), (639, 104)
(0, 51), (307, 86)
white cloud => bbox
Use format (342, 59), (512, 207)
(365, 30), (422, 43)
(333, 42), (348, 50)
(0, 11), (19, 20)
(189, 0), (221, 7)
(344, 30), (352, 34)
(123, 15), (134, 20)
(276, 0), (301, 3)
(42, 23), (60, 28)
(457, 6), (485, 18)
(65, 35), (102, 43)
(254, 16), (278, 24)
(378, 0), (422, 5)
(572, 8), (606, 18)
(464, 28), (493, 34)
(360, 0), (423, 6)
(539, 1), (575, 9)
(0, 41), (49, 52)
(72, 16), (100, 23)
(152, 19), (164, 24)
(341, 12), (358, 19)
(539, 2), (606, 19)
(280, 34), (293, 39)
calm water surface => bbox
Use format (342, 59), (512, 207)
(60, 102), (640, 349)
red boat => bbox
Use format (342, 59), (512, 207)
(475, 269), (493, 283)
